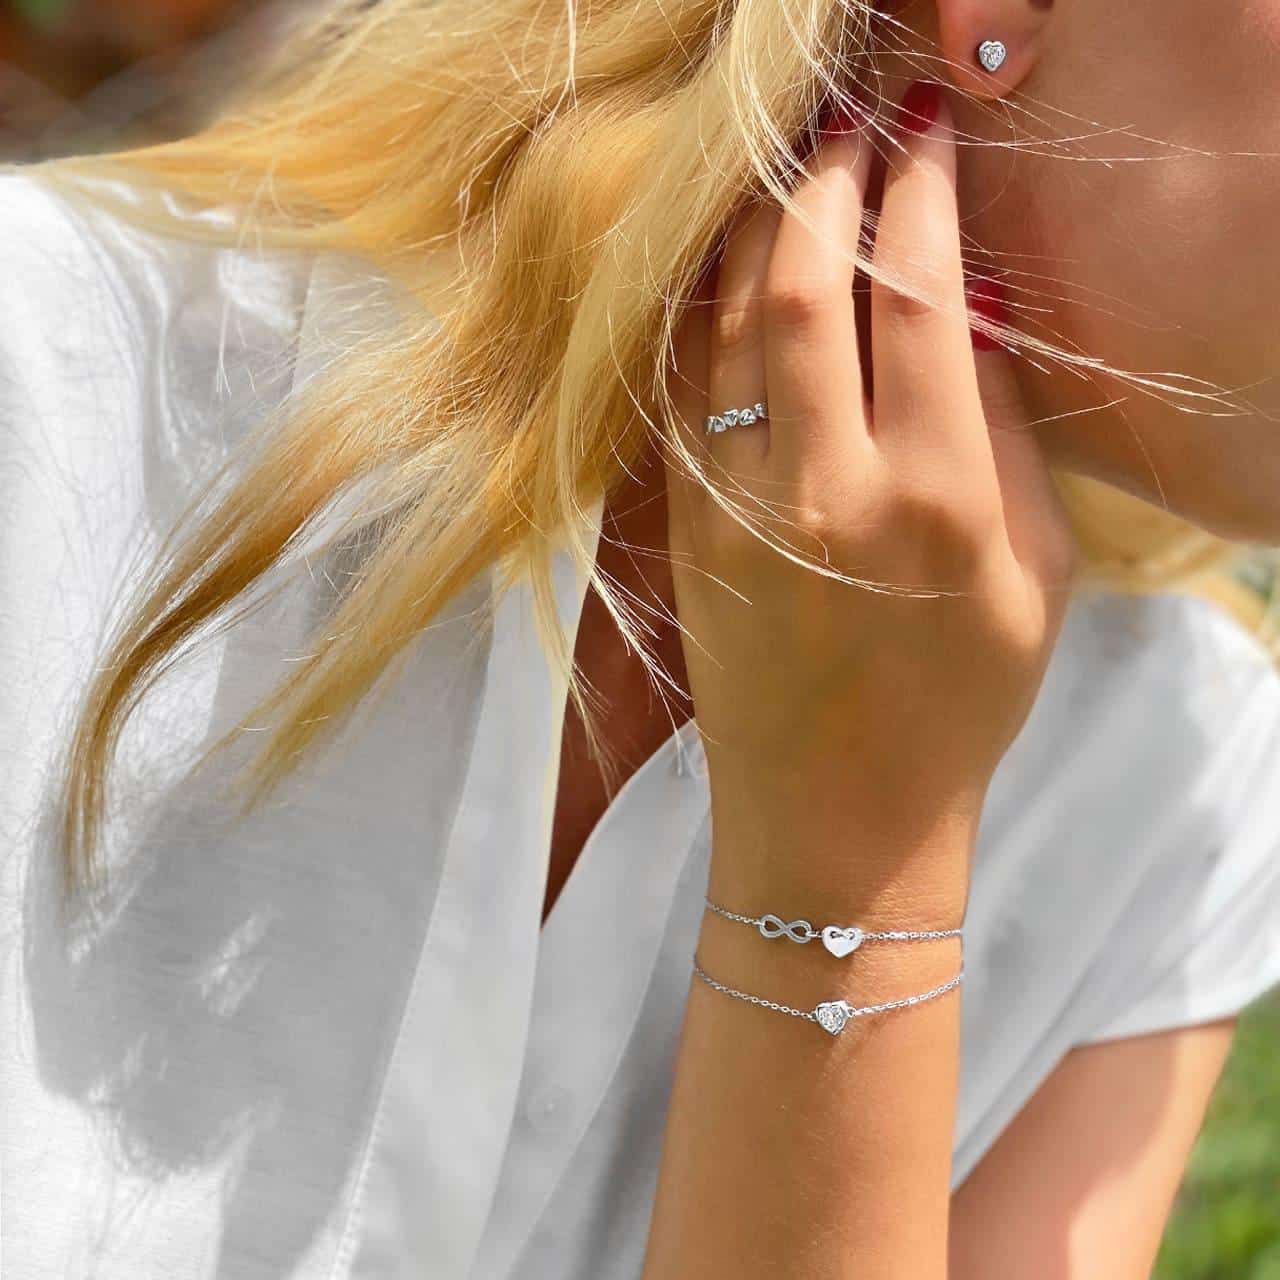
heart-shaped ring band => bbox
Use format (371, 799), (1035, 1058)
(705, 401), (768, 434)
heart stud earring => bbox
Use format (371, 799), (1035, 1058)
(976, 39), (1007, 73)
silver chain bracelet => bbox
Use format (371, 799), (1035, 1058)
(704, 896), (963, 959)
(692, 954), (965, 1036)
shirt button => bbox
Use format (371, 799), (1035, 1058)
(526, 1082), (571, 1133)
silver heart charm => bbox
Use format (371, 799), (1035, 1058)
(976, 40), (1007, 73)
(821, 925), (865, 959)
(815, 1001), (850, 1036)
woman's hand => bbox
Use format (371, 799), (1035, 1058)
(661, 82), (1078, 879)
(644, 84), (1077, 1276)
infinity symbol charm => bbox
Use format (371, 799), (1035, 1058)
(757, 914), (815, 944)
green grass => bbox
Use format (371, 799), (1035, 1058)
(1155, 992), (1280, 1279)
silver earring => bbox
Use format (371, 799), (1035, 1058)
(976, 39), (1007, 72)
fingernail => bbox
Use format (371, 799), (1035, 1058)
(966, 276), (1010, 351)
(819, 90), (870, 142)
(897, 80), (942, 135)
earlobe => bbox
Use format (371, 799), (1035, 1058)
(935, 0), (1053, 98)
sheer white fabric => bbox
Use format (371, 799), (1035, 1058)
(3, 170), (1279, 1280)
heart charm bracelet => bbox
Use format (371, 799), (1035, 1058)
(703, 897), (962, 958)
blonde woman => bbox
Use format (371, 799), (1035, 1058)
(3, 0), (1280, 1276)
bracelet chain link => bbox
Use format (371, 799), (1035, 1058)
(704, 897), (963, 951)
(691, 954), (965, 1036)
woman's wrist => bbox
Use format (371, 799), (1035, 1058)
(704, 776), (981, 924)
(700, 796), (972, 1042)
(694, 900), (965, 1028)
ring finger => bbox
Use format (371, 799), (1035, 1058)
(707, 200), (781, 487)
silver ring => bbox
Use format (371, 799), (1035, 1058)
(705, 401), (768, 435)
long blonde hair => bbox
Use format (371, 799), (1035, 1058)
(22, 0), (1276, 893)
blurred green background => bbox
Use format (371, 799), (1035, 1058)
(2, 4), (1277, 1274)
(1155, 992), (1280, 1280)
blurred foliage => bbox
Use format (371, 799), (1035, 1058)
(0, 0), (304, 159)
(1157, 993), (1280, 1279)
(10, 0), (74, 27)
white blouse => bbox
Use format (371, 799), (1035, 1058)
(3, 169), (1280, 1280)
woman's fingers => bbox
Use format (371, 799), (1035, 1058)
(968, 290), (1080, 591)
(707, 201), (779, 481)
(870, 83), (999, 504)
(762, 107), (875, 479)
(685, 83), (1067, 594)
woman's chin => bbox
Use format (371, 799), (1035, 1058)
(1140, 465), (1280, 547)
(1191, 501), (1280, 548)
(1040, 431), (1280, 548)
(1120, 479), (1280, 548)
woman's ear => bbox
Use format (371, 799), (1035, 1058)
(934, 0), (1054, 98)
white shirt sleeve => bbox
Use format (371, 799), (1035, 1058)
(1070, 597), (1280, 1046)
(0, 167), (310, 873)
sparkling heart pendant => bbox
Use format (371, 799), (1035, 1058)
(815, 1001), (851, 1036)
(821, 925), (865, 959)
(976, 39), (1007, 73)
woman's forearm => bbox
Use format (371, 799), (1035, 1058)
(642, 788), (975, 1278)
(645, 75), (1075, 1279)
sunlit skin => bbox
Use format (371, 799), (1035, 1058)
(553, 3), (1271, 1274)
(3, 1), (1263, 1274)
(555, 0), (1280, 901)
(905, 0), (1280, 543)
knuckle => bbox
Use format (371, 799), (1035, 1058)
(764, 272), (845, 333)
(784, 498), (837, 551)
(712, 296), (766, 357)
(794, 499), (833, 539)
(873, 272), (943, 326)
(887, 479), (997, 566)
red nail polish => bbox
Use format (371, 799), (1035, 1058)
(898, 81), (941, 135)
(967, 276), (1010, 351)
(819, 90), (869, 142)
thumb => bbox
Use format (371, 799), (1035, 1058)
(968, 277), (1079, 590)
